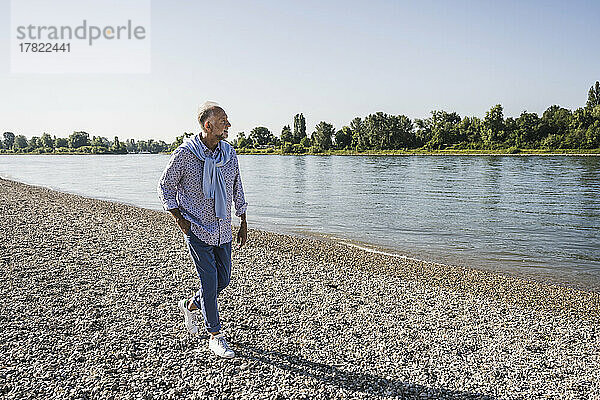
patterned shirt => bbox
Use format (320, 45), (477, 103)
(157, 140), (248, 245)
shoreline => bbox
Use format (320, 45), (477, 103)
(281, 229), (600, 295)
(2, 177), (600, 398)
(237, 151), (600, 156)
(2, 176), (600, 318)
(2, 151), (600, 156)
(4, 170), (598, 295)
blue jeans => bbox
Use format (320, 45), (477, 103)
(185, 230), (232, 333)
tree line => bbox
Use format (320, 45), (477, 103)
(0, 131), (169, 154)
(3, 82), (599, 155)
(232, 81), (600, 153)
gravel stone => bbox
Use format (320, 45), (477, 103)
(1, 177), (599, 399)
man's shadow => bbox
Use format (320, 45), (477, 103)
(233, 341), (497, 399)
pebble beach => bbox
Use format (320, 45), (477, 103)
(1, 177), (599, 399)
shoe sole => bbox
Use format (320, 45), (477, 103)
(210, 349), (235, 359)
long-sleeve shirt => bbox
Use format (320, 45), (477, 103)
(157, 141), (248, 245)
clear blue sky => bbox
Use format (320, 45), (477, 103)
(1, 0), (599, 142)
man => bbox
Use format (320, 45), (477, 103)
(158, 102), (248, 359)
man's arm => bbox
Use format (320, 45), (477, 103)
(157, 148), (189, 234)
(232, 151), (248, 246)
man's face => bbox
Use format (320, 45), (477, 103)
(207, 108), (231, 141)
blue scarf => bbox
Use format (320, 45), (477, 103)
(181, 135), (233, 220)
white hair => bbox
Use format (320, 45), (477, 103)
(197, 101), (222, 131)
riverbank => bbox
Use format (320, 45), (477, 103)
(235, 148), (600, 156)
(2, 148), (600, 156)
(1, 177), (599, 399)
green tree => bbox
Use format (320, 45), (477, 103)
(169, 132), (194, 152)
(541, 105), (571, 138)
(355, 112), (416, 150)
(125, 139), (137, 153)
(571, 107), (592, 130)
(28, 136), (40, 149)
(293, 113), (306, 144)
(54, 137), (68, 148)
(457, 116), (483, 148)
(414, 118), (431, 147)
(504, 117), (517, 147)
(362, 113), (388, 149)
(68, 131), (90, 148)
(335, 126), (352, 149)
(249, 127), (274, 146)
(145, 139), (167, 154)
(542, 134), (562, 149)
(389, 115), (415, 149)
(311, 121), (335, 151)
(592, 105), (600, 120)
(483, 104), (506, 148)
(585, 121), (600, 148)
(146, 139), (157, 153)
(281, 142), (293, 153)
(3, 132), (15, 150)
(14, 135), (28, 150)
(586, 81), (600, 109)
(111, 136), (127, 154)
(157, 141), (168, 153)
(92, 136), (109, 147)
(233, 132), (249, 148)
(299, 137), (311, 148)
(513, 111), (542, 148)
(415, 111), (461, 149)
(350, 113), (416, 150)
(40, 133), (54, 149)
(350, 117), (366, 150)
(280, 125), (292, 143)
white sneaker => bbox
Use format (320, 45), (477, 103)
(177, 299), (199, 334)
(209, 333), (235, 358)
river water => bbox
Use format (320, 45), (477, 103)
(1, 154), (599, 291)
